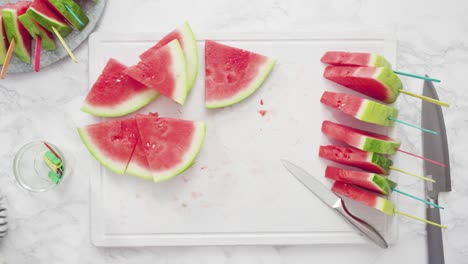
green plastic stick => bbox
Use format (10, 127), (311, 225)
(392, 188), (444, 209)
(64, 3), (84, 27)
(393, 70), (441, 83)
(388, 116), (438, 135)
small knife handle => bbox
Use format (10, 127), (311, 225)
(427, 207), (444, 264)
(335, 200), (388, 249)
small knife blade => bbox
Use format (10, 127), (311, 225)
(281, 160), (388, 248)
(422, 78), (451, 264)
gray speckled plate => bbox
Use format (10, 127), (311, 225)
(0, 0), (107, 73)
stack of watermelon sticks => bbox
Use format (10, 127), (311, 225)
(319, 51), (448, 228)
(1, 0), (90, 76)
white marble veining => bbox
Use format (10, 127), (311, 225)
(1, 0), (467, 263)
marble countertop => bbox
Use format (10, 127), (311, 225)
(1, 0), (467, 263)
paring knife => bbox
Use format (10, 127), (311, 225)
(281, 160), (388, 248)
(422, 79), (451, 264)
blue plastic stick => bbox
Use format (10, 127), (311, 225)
(64, 3), (84, 27)
(392, 188), (444, 209)
(388, 116), (438, 135)
(393, 70), (441, 83)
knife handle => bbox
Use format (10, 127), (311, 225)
(427, 207), (444, 264)
(335, 200), (388, 249)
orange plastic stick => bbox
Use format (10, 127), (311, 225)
(1, 38), (16, 79)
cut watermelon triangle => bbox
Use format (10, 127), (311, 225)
(27, 0), (72, 37)
(140, 22), (198, 92)
(125, 40), (189, 105)
(133, 113), (206, 182)
(2, 2), (33, 64)
(77, 117), (140, 175)
(81, 58), (159, 117)
(205, 40), (277, 108)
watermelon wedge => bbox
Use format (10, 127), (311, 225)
(46, 0), (89, 31)
(134, 113), (206, 182)
(319, 145), (393, 175)
(2, 2), (32, 64)
(325, 166), (396, 196)
(320, 91), (398, 127)
(125, 40), (189, 105)
(27, 0), (72, 37)
(321, 51), (392, 69)
(18, 13), (56, 50)
(77, 118), (139, 175)
(0, 7), (9, 64)
(140, 22), (198, 92)
(81, 58), (159, 117)
(321, 120), (400, 154)
(205, 40), (277, 108)
(332, 181), (395, 215)
(324, 66), (402, 104)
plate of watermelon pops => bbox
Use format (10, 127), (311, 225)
(0, 0), (106, 73)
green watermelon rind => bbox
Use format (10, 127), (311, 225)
(361, 136), (401, 155)
(373, 67), (402, 104)
(80, 90), (160, 117)
(26, 7), (72, 37)
(48, 0), (89, 31)
(357, 99), (399, 127)
(125, 162), (153, 181)
(369, 174), (394, 196)
(375, 196), (395, 215)
(370, 54), (392, 69)
(368, 152), (393, 175)
(77, 127), (129, 175)
(153, 122), (206, 183)
(18, 13), (56, 51)
(2, 8), (31, 64)
(0, 26), (7, 64)
(205, 58), (277, 109)
(180, 21), (199, 92)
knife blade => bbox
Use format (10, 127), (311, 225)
(422, 78), (451, 264)
(281, 160), (388, 248)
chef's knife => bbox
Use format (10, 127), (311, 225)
(281, 160), (388, 248)
(422, 78), (451, 264)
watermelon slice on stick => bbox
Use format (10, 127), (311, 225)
(205, 40), (277, 108)
(320, 91), (398, 127)
(46, 0), (89, 31)
(324, 66), (402, 104)
(325, 166), (396, 196)
(81, 58), (159, 117)
(2, 2), (32, 64)
(77, 117), (139, 175)
(134, 113), (206, 183)
(321, 51), (392, 69)
(321, 120), (400, 155)
(27, 0), (72, 37)
(19, 13), (56, 50)
(321, 51), (441, 83)
(0, 7), (9, 64)
(125, 40), (189, 105)
(140, 22), (198, 92)
(331, 181), (446, 228)
(319, 145), (393, 175)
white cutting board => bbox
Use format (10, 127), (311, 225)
(87, 32), (398, 246)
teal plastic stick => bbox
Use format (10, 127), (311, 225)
(393, 70), (441, 83)
(388, 116), (438, 135)
(64, 3), (84, 27)
(392, 188), (444, 209)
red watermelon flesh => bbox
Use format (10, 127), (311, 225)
(140, 22), (198, 91)
(135, 113), (206, 182)
(205, 40), (276, 108)
(320, 91), (398, 127)
(320, 51), (392, 69)
(77, 117), (139, 175)
(125, 40), (188, 105)
(323, 66), (401, 103)
(2, 2), (32, 64)
(125, 137), (152, 180)
(325, 166), (396, 196)
(331, 181), (395, 215)
(319, 145), (393, 175)
(81, 58), (159, 117)
(321, 120), (400, 154)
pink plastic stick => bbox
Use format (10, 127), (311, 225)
(397, 149), (448, 168)
(34, 38), (42, 72)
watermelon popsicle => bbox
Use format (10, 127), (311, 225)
(321, 120), (401, 155)
(46, 0), (89, 31)
(18, 13), (56, 50)
(27, 0), (72, 37)
(319, 145), (392, 175)
(2, 2), (32, 64)
(331, 181), (446, 228)
(321, 51), (441, 83)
